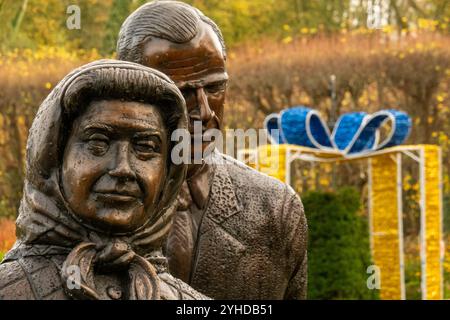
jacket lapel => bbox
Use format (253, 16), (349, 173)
(190, 157), (247, 291)
(199, 156), (242, 236)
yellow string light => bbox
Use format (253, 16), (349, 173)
(370, 154), (403, 299)
(423, 145), (442, 300)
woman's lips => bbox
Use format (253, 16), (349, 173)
(95, 192), (138, 203)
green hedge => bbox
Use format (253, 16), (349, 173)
(303, 187), (378, 299)
(444, 194), (450, 234)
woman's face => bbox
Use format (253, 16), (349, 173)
(61, 100), (168, 233)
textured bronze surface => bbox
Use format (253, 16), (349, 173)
(0, 59), (208, 300)
(117, 1), (308, 299)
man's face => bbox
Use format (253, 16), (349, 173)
(61, 100), (167, 233)
(142, 22), (228, 154)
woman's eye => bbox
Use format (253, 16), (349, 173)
(134, 140), (160, 156)
(86, 134), (109, 155)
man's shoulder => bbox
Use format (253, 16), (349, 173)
(158, 272), (211, 300)
(213, 152), (298, 202)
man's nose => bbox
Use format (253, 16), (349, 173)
(196, 88), (213, 123)
(109, 142), (135, 179)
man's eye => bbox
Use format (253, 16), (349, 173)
(205, 83), (226, 94)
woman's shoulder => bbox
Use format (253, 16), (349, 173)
(0, 256), (66, 300)
(158, 272), (211, 300)
(0, 259), (37, 299)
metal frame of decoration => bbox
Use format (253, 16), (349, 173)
(237, 144), (444, 300)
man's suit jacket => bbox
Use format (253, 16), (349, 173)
(173, 152), (308, 299)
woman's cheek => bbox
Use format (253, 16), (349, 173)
(138, 157), (166, 206)
(62, 144), (107, 212)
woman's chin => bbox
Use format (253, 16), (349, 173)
(87, 207), (147, 234)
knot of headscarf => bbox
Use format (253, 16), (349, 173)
(5, 176), (175, 300)
(61, 239), (160, 300)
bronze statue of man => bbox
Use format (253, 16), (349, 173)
(0, 60), (208, 300)
(117, 1), (308, 299)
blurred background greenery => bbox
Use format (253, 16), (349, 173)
(0, 0), (449, 299)
(0, 0), (448, 53)
(304, 187), (379, 299)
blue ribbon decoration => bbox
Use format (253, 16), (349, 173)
(264, 106), (412, 155)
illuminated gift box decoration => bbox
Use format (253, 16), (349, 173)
(264, 106), (412, 155)
(239, 106), (443, 300)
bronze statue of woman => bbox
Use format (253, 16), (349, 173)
(0, 59), (208, 300)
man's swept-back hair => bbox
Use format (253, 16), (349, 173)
(116, 0), (226, 63)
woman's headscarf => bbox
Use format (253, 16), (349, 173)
(3, 59), (188, 299)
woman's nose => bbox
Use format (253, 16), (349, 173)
(196, 88), (214, 123)
(109, 142), (135, 179)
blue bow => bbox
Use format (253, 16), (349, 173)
(264, 106), (411, 155)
